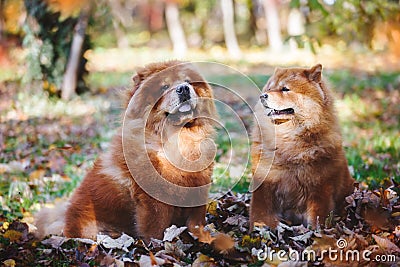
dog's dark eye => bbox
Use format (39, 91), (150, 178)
(281, 86), (290, 92)
(161, 84), (169, 90)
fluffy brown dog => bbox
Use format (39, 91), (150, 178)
(36, 61), (217, 241)
(250, 64), (354, 229)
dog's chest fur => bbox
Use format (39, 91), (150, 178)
(268, 130), (338, 213)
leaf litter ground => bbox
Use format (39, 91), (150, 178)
(1, 188), (399, 266)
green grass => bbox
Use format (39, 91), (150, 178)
(333, 72), (400, 186)
(86, 71), (133, 90)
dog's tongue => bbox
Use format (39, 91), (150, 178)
(178, 103), (191, 113)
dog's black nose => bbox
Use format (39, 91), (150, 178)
(176, 84), (191, 102)
(176, 84), (190, 95)
(260, 93), (268, 99)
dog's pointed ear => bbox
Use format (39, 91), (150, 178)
(132, 73), (141, 86)
(124, 73), (142, 108)
(304, 64), (322, 82)
(131, 72), (143, 95)
(273, 67), (283, 75)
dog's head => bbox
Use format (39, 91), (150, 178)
(259, 64), (332, 126)
(126, 61), (216, 129)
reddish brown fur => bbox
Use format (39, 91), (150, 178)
(250, 64), (354, 229)
(61, 61), (217, 241)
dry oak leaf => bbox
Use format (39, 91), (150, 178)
(41, 236), (68, 249)
(138, 253), (165, 267)
(163, 225), (187, 242)
(372, 234), (400, 253)
(192, 254), (218, 267)
(97, 233), (134, 252)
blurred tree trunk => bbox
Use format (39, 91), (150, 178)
(263, 0), (282, 51)
(0, 0), (5, 41)
(221, 0), (241, 58)
(247, 0), (257, 42)
(251, 0), (268, 45)
(287, 8), (305, 51)
(145, 0), (164, 34)
(61, 3), (92, 100)
(108, 0), (133, 48)
(165, 1), (187, 57)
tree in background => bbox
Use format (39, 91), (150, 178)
(107, 0), (134, 48)
(23, 0), (91, 99)
(0, 0), (25, 65)
(165, 0), (187, 57)
(221, 0), (242, 58)
(61, 2), (93, 100)
(15, 0), (400, 101)
(290, 0), (400, 52)
(263, 0), (283, 51)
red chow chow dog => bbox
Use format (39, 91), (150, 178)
(35, 61), (217, 242)
(250, 64), (355, 229)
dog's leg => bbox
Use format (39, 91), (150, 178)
(249, 185), (279, 230)
(64, 203), (98, 239)
(306, 191), (334, 228)
(186, 205), (206, 233)
(135, 194), (174, 242)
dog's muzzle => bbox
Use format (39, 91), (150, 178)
(174, 83), (195, 113)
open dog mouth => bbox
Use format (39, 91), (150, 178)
(168, 102), (195, 115)
(166, 101), (197, 126)
(262, 105), (294, 125)
(267, 108), (294, 116)
(177, 102), (193, 113)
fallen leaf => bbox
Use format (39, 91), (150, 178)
(164, 241), (186, 258)
(3, 230), (22, 242)
(372, 234), (400, 253)
(211, 233), (235, 254)
(289, 231), (313, 243)
(29, 169), (46, 180)
(2, 259), (16, 267)
(138, 254), (165, 267)
(41, 236), (68, 249)
(192, 254), (218, 267)
(224, 214), (247, 231)
(163, 225), (187, 242)
(191, 225), (215, 244)
(394, 225), (400, 237)
(149, 251), (158, 266)
(97, 233), (134, 252)
(207, 200), (218, 216)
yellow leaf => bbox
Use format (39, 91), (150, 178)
(192, 254), (217, 267)
(2, 222), (10, 230)
(206, 200), (218, 217)
(29, 169), (46, 180)
(3, 230), (22, 242)
(195, 226), (215, 244)
(48, 144), (57, 150)
(2, 259), (16, 267)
